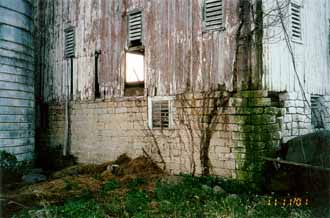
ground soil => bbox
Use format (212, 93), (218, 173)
(0, 154), (165, 218)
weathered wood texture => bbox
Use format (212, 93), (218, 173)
(263, 0), (330, 95)
(0, 0), (35, 160)
(34, 0), (330, 100)
(34, 0), (244, 102)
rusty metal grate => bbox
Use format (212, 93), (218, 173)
(128, 10), (143, 45)
(291, 3), (302, 40)
(204, 0), (223, 31)
(64, 27), (75, 58)
(152, 100), (170, 128)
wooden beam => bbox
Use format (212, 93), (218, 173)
(262, 157), (330, 172)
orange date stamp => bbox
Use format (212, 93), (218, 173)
(267, 196), (310, 207)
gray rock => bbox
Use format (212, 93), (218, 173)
(52, 165), (81, 178)
(22, 173), (47, 184)
(213, 185), (226, 194)
(201, 184), (212, 191)
(162, 175), (184, 185)
(229, 194), (239, 199)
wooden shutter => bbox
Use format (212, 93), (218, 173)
(128, 11), (143, 45)
(204, 0), (224, 31)
(64, 27), (75, 58)
(291, 3), (302, 40)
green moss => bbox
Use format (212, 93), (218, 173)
(233, 93), (281, 187)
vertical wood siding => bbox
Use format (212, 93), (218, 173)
(263, 0), (330, 95)
(35, 0), (241, 102)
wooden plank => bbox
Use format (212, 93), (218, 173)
(262, 156), (330, 172)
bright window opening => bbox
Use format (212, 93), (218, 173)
(126, 52), (144, 83)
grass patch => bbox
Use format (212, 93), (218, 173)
(125, 190), (150, 216)
(12, 199), (107, 218)
(11, 175), (320, 218)
(101, 179), (120, 193)
(127, 177), (147, 190)
(63, 179), (80, 191)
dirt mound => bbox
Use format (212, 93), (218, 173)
(51, 161), (113, 179)
(1, 154), (164, 217)
(1, 175), (103, 217)
(118, 156), (163, 176)
(9, 175), (102, 202)
(51, 154), (162, 179)
(114, 153), (132, 166)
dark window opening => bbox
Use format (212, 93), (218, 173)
(152, 100), (170, 128)
(124, 82), (144, 96)
(94, 50), (101, 99)
(70, 58), (73, 99)
(311, 95), (324, 128)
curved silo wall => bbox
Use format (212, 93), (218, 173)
(0, 0), (34, 161)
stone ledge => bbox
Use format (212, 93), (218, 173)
(248, 98), (272, 107)
(235, 90), (268, 98)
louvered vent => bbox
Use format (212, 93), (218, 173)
(204, 0), (224, 31)
(311, 96), (324, 128)
(64, 27), (75, 58)
(152, 100), (170, 128)
(291, 3), (302, 40)
(128, 11), (143, 46)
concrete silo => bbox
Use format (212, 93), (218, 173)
(0, 0), (34, 161)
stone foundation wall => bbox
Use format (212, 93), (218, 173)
(279, 92), (330, 143)
(322, 96), (330, 129)
(43, 90), (285, 181)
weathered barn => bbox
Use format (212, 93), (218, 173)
(2, 0), (330, 181)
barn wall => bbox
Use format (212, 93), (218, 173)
(34, 0), (247, 102)
(278, 92), (330, 143)
(262, 0), (330, 140)
(34, 0), (330, 180)
(44, 90), (283, 180)
(263, 0), (330, 95)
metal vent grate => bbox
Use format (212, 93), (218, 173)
(204, 0), (223, 31)
(291, 3), (302, 40)
(152, 100), (170, 128)
(65, 27), (75, 58)
(311, 96), (324, 128)
(128, 11), (143, 44)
